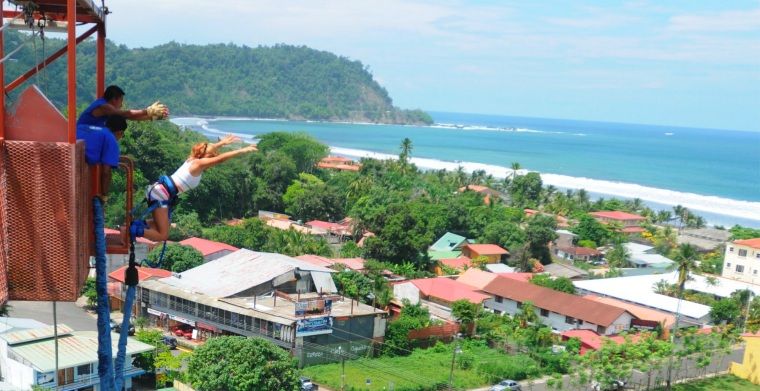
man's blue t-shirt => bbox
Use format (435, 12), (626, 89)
(76, 97), (108, 126)
(76, 124), (120, 168)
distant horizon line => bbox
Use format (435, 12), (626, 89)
(423, 110), (759, 134)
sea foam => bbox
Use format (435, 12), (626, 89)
(330, 147), (760, 226)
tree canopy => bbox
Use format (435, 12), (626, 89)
(3, 30), (432, 125)
(186, 336), (301, 391)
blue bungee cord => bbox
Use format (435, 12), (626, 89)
(93, 197), (115, 390)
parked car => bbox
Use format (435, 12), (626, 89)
(159, 336), (178, 349)
(491, 379), (522, 391)
(110, 321), (135, 336)
(300, 376), (317, 391)
(592, 379), (626, 391)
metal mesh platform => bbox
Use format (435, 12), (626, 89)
(4, 140), (89, 301)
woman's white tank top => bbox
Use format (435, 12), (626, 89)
(171, 159), (202, 192)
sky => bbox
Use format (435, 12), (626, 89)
(104, 1), (760, 132)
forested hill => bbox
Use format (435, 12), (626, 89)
(2, 30), (432, 125)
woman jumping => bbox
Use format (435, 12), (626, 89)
(126, 134), (257, 242)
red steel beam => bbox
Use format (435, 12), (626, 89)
(4, 26), (97, 94)
(67, 0), (76, 144)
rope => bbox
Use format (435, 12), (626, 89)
(93, 197), (116, 390)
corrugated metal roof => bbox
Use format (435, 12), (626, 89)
(160, 250), (333, 298)
(0, 325), (72, 345)
(430, 232), (468, 252)
(409, 277), (491, 304)
(8, 330), (153, 373)
(311, 272), (338, 293)
(573, 272), (714, 319)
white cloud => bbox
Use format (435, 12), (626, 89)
(668, 8), (760, 32)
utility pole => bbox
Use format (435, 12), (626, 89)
(448, 342), (462, 390)
(339, 346), (345, 391)
(666, 294), (684, 390)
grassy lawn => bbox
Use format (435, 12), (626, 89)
(651, 375), (759, 390)
(300, 342), (534, 391)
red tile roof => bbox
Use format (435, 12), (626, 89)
(458, 185), (489, 192)
(294, 254), (366, 271)
(457, 268), (498, 289)
(440, 258), (472, 269)
(590, 211), (646, 220)
(561, 329), (641, 352)
(585, 295), (675, 328)
(463, 244), (509, 255)
(409, 278), (491, 304)
(179, 237), (239, 256)
(734, 238), (760, 249)
(483, 275), (632, 327)
(496, 272), (533, 282)
(108, 265), (172, 283)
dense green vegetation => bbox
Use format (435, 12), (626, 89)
(2, 30), (432, 124)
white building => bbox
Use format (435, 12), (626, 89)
(723, 238), (760, 284)
(481, 275), (637, 335)
(0, 322), (153, 391)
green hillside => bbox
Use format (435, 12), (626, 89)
(2, 30), (432, 125)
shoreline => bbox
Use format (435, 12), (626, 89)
(171, 117), (760, 229)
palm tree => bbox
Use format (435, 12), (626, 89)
(399, 137), (413, 162)
(607, 244), (632, 269)
(510, 162), (522, 183)
(669, 243), (701, 297)
(657, 210), (674, 224)
(665, 243), (701, 390)
(653, 279), (669, 295)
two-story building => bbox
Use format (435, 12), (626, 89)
(722, 238), (760, 283)
(137, 249), (387, 367)
(0, 322), (152, 391)
(481, 275), (638, 335)
(589, 211), (646, 234)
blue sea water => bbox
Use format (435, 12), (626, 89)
(172, 112), (760, 229)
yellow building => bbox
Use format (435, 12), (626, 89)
(729, 332), (760, 385)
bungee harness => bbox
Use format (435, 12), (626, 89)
(128, 175), (180, 268)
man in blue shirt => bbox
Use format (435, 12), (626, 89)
(77, 116), (128, 203)
(77, 85), (169, 126)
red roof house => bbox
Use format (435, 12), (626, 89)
(393, 277), (491, 308)
(589, 211), (646, 234)
(179, 237), (239, 262)
(461, 244), (508, 264)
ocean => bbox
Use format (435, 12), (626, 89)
(171, 112), (760, 229)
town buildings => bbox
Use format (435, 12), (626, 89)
(133, 250), (387, 367)
(722, 238), (760, 284)
(0, 321), (152, 391)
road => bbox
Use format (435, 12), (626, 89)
(8, 299), (98, 331)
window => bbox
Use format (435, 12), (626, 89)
(578, 320), (584, 325)
(756, 253), (760, 259)
(77, 364), (92, 376)
(597, 325), (606, 334)
(736, 265), (744, 273)
(754, 270), (758, 275)
(494, 309), (502, 315)
(495, 296), (503, 303)
(516, 301), (522, 309)
(739, 249), (748, 257)
(540, 309), (549, 317)
(729, 246), (734, 252)
(727, 263), (731, 268)
(565, 316), (575, 324)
